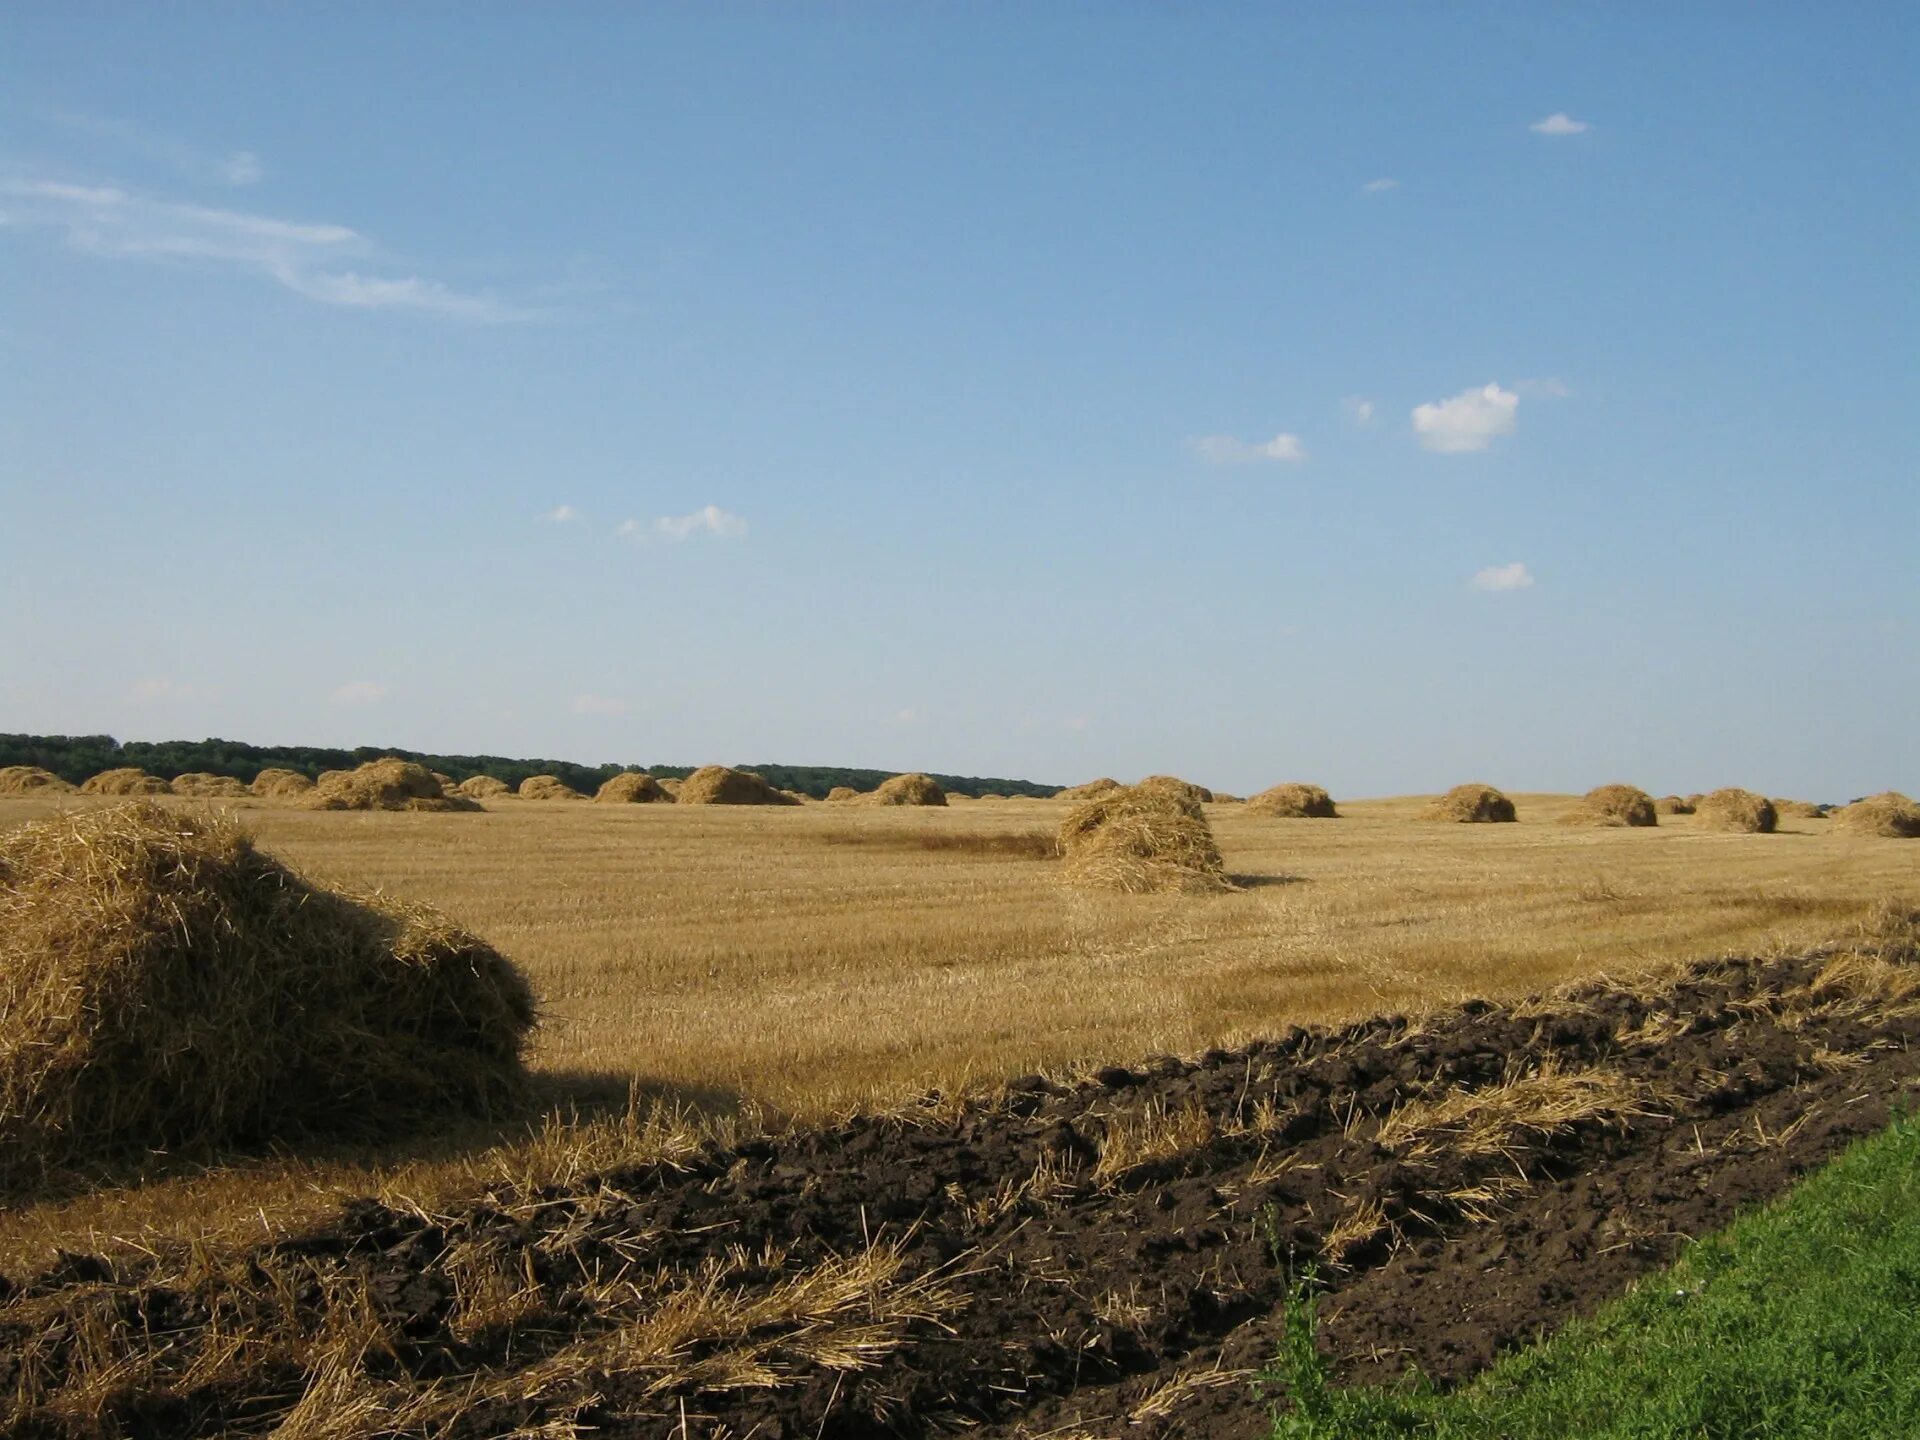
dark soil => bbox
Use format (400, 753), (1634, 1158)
(5, 944), (1916, 1440)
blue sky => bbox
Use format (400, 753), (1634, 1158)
(2, 4), (1914, 798)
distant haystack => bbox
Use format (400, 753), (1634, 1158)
(519, 775), (585, 801)
(1056, 778), (1122, 802)
(1247, 783), (1338, 819)
(826, 786), (860, 802)
(1833, 792), (1920, 839)
(1211, 793), (1243, 804)
(594, 772), (673, 804)
(170, 773), (250, 799)
(976, 793), (1007, 802)
(458, 776), (512, 800)
(675, 765), (801, 806)
(0, 803), (534, 1187)
(1137, 776), (1214, 805)
(80, 768), (171, 797)
(1684, 793), (1705, 809)
(1422, 783), (1517, 823)
(781, 789), (813, 804)
(1772, 798), (1827, 820)
(431, 772), (458, 790)
(307, 759), (478, 813)
(1565, 783), (1658, 828)
(1058, 782), (1230, 895)
(1694, 788), (1777, 834)
(1655, 795), (1694, 816)
(871, 772), (948, 807)
(657, 777), (684, 798)
(0, 766), (74, 796)
(250, 768), (315, 798)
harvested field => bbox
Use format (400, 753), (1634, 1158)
(5, 932), (1915, 1438)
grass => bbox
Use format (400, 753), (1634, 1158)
(1266, 1110), (1920, 1438)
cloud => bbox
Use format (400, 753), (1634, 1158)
(0, 177), (539, 321)
(1343, 396), (1377, 426)
(572, 692), (629, 716)
(1412, 383), (1519, 453)
(1471, 562), (1535, 592)
(328, 680), (389, 706)
(541, 504), (579, 523)
(52, 109), (265, 187)
(129, 678), (215, 704)
(1530, 112), (1591, 136)
(623, 504), (749, 542)
(1193, 432), (1308, 465)
(1361, 177), (1398, 193)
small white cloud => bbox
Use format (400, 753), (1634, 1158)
(1471, 562), (1535, 592)
(541, 504), (579, 523)
(1361, 177), (1398, 193)
(1530, 112), (1591, 136)
(329, 680), (389, 706)
(572, 692), (629, 716)
(1194, 432), (1308, 465)
(1412, 383), (1519, 454)
(1343, 397), (1377, 426)
(626, 504), (748, 542)
(129, 678), (215, 704)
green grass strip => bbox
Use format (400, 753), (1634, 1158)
(1267, 1109), (1920, 1439)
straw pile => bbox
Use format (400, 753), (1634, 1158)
(519, 775), (585, 801)
(1694, 788), (1778, 834)
(307, 759), (479, 812)
(0, 766), (74, 795)
(1056, 778), (1122, 802)
(1057, 781), (1230, 894)
(0, 804), (535, 1189)
(1565, 783), (1658, 828)
(1247, 783), (1338, 819)
(675, 766), (800, 806)
(826, 786), (860, 802)
(458, 775), (512, 800)
(250, 768), (314, 798)
(170, 773), (250, 798)
(80, 768), (171, 796)
(657, 777), (684, 798)
(594, 772), (674, 804)
(1833, 792), (1920, 839)
(1138, 775), (1214, 804)
(1655, 795), (1694, 815)
(1772, 798), (1827, 820)
(1423, 783), (1517, 823)
(871, 772), (948, 807)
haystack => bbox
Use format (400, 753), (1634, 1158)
(0, 804), (535, 1188)
(1565, 783), (1658, 828)
(307, 759), (478, 813)
(1772, 798), (1827, 820)
(1057, 782), (1230, 894)
(675, 765), (800, 806)
(781, 789), (813, 804)
(826, 786), (860, 802)
(1833, 792), (1920, 839)
(456, 775), (511, 800)
(170, 773), (250, 799)
(1694, 788), (1777, 834)
(1655, 795), (1694, 816)
(594, 771), (673, 804)
(871, 772), (948, 807)
(519, 775), (585, 801)
(1247, 783), (1338, 819)
(80, 768), (171, 796)
(1422, 783), (1517, 823)
(0, 766), (74, 795)
(657, 777), (684, 798)
(1211, 793), (1243, 804)
(1138, 775), (1214, 804)
(1684, 793), (1705, 808)
(250, 768), (314, 798)
(431, 771), (458, 790)
(1056, 778), (1122, 802)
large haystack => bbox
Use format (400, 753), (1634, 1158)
(170, 773), (250, 799)
(1422, 783), (1517, 823)
(1246, 783), (1338, 819)
(1565, 783), (1658, 828)
(0, 804), (535, 1188)
(1138, 775), (1214, 804)
(0, 766), (74, 795)
(1056, 778), (1122, 802)
(826, 786), (859, 802)
(1694, 788), (1778, 834)
(80, 768), (172, 796)
(675, 765), (800, 806)
(250, 768), (314, 798)
(871, 772), (948, 807)
(1655, 795), (1694, 816)
(519, 775), (585, 801)
(307, 758), (478, 813)
(594, 772), (673, 804)
(1833, 792), (1920, 839)
(1772, 798), (1827, 820)
(1057, 782), (1230, 895)
(458, 775), (512, 800)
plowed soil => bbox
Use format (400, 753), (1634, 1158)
(5, 941), (1917, 1439)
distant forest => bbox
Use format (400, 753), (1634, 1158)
(0, 733), (1062, 800)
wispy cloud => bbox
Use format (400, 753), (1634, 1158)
(1361, 177), (1398, 193)
(620, 505), (749, 542)
(541, 504), (579, 523)
(1530, 112), (1591, 136)
(0, 177), (540, 322)
(1471, 562), (1535, 592)
(572, 692), (630, 716)
(1343, 396), (1377, 426)
(329, 680), (389, 706)
(1193, 432), (1308, 465)
(1412, 383), (1519, 453)
(53, 109), (264, 186)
